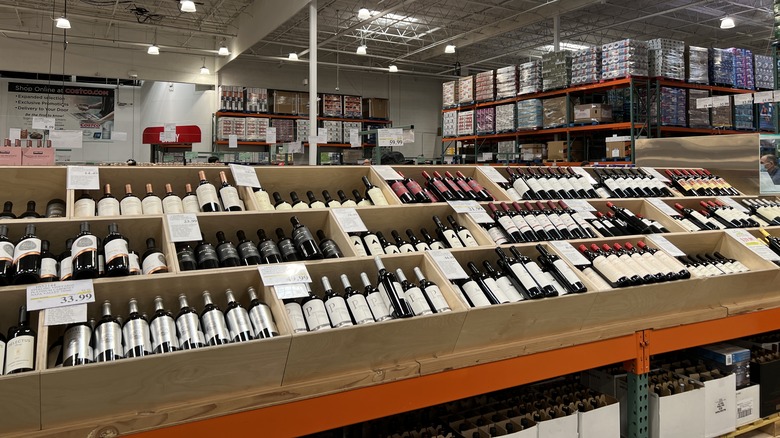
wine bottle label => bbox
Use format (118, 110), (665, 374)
(505, 186), (522, 201)
(429, 241), (447, 250)
(523, 261), (548, 284)
(40, 257), (58, 279)
(284, 302), (309, 333)
(151, 316), (179, 350)
(636, 252), (668, 277)
(346, 294), (375, 324)
(340, 200), (357, 208)
(404, 286), (434, 315)
(367, 187), (389, 206)
(558, 177), (578, 194)
(142, 252), (168, 275)
(13, 237), (41, 265)
(104, 238), (129, 263)
(495, 276), (524, 302)
(443, 230), (464, 248)
(162, 196), (184, 214)
(603, 178), (621, 193)
(541, 271), (565, 296)
(141, 197), (164, 215)
(0, 340), (5, 374)
(254, 190), (275, 211)
(327, 200), (342, 208)
(483, 277), (510, 303)
(618, 254), (652, 278)
(498, 216), (520, 236)
(123, 319), (152, 355)
(196, 184), (221, 209)
(292, 226), (316, 248)
(249, 303), (279, 337)
(302, 299), (331, 331)
(97, 197), (120, 216)
(349, 235), (368, 257)
(325, 296), (353, 327)
(366, 291), (393, 321)
(217, 244), (240, 264)
(653, 251), (687, 274)
(487, 226), (509, 244)
(128, 252), (141, 274)
(60, 256), (73, 279)
(176, 313), (205, 346)
(278, 240), (297, 260)
(219, 186), (243, 210)
(0, 242), (14, 262)
(533, 213), (556, 234)
(74, 198), (96, 217)
(457, 229), (479, 247)
(63, 324), (93, 365)
(415, 242), (432, 251)
(202, 311), (230, 344)
(467, 179), (485, 193)
(94, 323), (123, 359)
(509, 263), (541, 292)
(292, 202), (310, 210)
(511, 216), (533, 235)
(558, 213), (580, 233)
(391, 181), (411, 199)
(550, 259), (583, 286)
(522, 214), (544, 233)
(677, 217), (702, 232)
(423, 285), (451, 312)
(226, 308), (253, 341)
(238, 242), (261, 260)
(546, 177), (565, 193)
(405, 180), (424, 195)
(71, 235), (97, 259)
(592, 255), (624, 283)
(398, 243), (416, 253)
(120, 196), (143, 216)
(310, 201), (326, 209)
(363, 234), (385, 256)
(182, 195), (201, 213)
(432, 179), (450, 194)
(731, 260), (750, 273)
(461, 280), (492, 307)
(546, 213), (567, 231)
(357, 199), (373, 207)
(6, 335), (34, 372)
(383, 244), (401, 254)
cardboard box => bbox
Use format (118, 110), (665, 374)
(577, 395), (620, 438)
(519, 143), (545, 161)
(649, 380), (706, 438)
(699, 373), (737, 437)
(736, 384), (760, 427)
(573, 104), (612, 123)
(22, 148), (55, 166)
(362, 98), (388, 119)
(750, 355), (780, 418)
(270, 90), (297, 115)
(547, 141), (583, 161)
(0, 146), (22, 165)
(535, 413), (577, 438)
(605, 140), (630, 159)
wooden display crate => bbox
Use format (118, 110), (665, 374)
(386, 165), (510, 203)
(0, 166), (67, 219)
(586, 199), (690, 233)
(278, 254), (468, 384)
(38, 269), (292, 428)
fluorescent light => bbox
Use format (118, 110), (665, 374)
(356, 44), (367, 55)
(55, 17), (71, 29)
(288, 52), (299, 60)
(720, 17), (735, 29)
(358, 8), (371, 20)
(180, 0), (197, 13)
(200, 65), (210, 75)
(389, 65), (398, 72)
(218, 45), (229, 56)
(445, 44), (456, 54)
(147, 44), (159, 55)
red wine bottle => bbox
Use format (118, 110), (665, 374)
(236, 230), (262, 265)
(19, 201), (41, 219)
(195, 234), (220, 269)
(375, 256), (413, 318)
(39, 240), (59, 282)
(275, 228), (300, 262)
(341, 274), (375, 325)
(196, 171), (222, 212)
(12, 224), (42, 284)
(247, 287), (279, 338)
(290, 216), (323, 260)
(0, 225), (13, 285)
(215, 231), (241, 267)
(141, 238), (169, 274)
(322, 276), (353, 328)
(103, 223), (130, 277)
(6, 305), (35, 374)
(218, 171), (243, 211)
(72, 222), (99, 280)
(62, 320), (93, 366)
(0, 201), (15, 219)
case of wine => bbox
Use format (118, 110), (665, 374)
(0, 146), (23, 166)
(577, 394), (620, 438)
(22, 147), (55, 166)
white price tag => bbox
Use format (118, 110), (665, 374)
(377, 128), (404, 147)
(273, 283), (311, 299)
(733, 93), (753, 106)
(317, 128), (328, 144)
(565, 199), (596, 212)
(164, 123), (176, 133)
(372, 165), (403, 181)
(549, 241), (591, 266)
(468, 211), (495, 224)
(478, 166), (509, 184)
(228, 134), (238, 148)
(266, 127), (277, 144)
(166, 214), (202, 242)
(647, 198), (680, 217)
(447, 200), (485, 214)
(642, 167), (671, 183)
(159, 131), (177, 143)
(428, 250), (469, 280)
(712, 95), (731, 108)
(50, 130), (83, 149)
(258, 263), (312, 286)
(66, 165), (100, 190)
(696, 97), (714, 109)
(288, 141), (303, 153)
(27, 279), (95, 311)
(32, 116), (56, 130)
(331, 208), (369, 233)
(725, 229), (780, 262)
(755, 91), (774, 104)
(717, 197), (749, 213)
(646, 235), (686, 257)
(571, 167), (597, 184)
(44, 304), (88, 326)
(228, 163), (261, 188)
(349, 128), (361, 148)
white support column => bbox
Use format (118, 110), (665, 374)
(553, 14), (560, 51)
(308, 0), (318, 166)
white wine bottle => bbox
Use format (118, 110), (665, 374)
(141, 183), (164, 215)
(120, 184), (143, 216)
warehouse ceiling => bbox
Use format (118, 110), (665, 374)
(0, 0), (773, 78)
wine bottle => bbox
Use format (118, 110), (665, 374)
(246, 287), (279, 338)
(453, 269), (492, 307)
(511, 202), (548, 241)
(391, 230), (416, 253)
(301, 284), (331, 331)
(195, 234), (220, 269)
(376, 231), (401, 254)
(93, 300), (123, 362)
(487, 203), (522, 243)
(456, 171), (494, 201)
(103, 223), (130, 277)
(235, 230), (261, 265)
(406, 229), (431, 251)
(0, 225), (13, 285)
(74, 193), (96, 218)
(289, 191), (310, 210)
(224, 289), (254, 342)
(275, 228), (300, 262)
(341, 274), (374, 325)
(361, 230), (385, 256)
(611, 243), (657, 284)
(375, 256), (413, 318)
(218, 171), (243, 211)
(196, 171), (222, 212)
(398, 172), (431, 203)
(254, 229), (282, 263)
(495, 247), (544, 300)
(433, 215), (464, 248)
(422, 170), (456, 201)
(413, 267), (452, 312)
(201, 291), (230, 345)
(673, 203), (720, 230)
(141, 183), (164, 215)
(214, 231), (241, 267)
(250, 185), (275, 211)
(142, 237), (169, 274)
(535, 201), (573, 239)
(338, 190), (358, 208)
(119, 184), (143, 216)
(39, 240), (58, 282)
(578, 244), (631, 288)
(62, 320), (92, 366)
(176, 243), (198, 271)
(175, 294), (206, 350)
(505, 167), (533, 200)
(0, 201), (15, 219)
(181, 183), (201, 213)
(535, 244), (587, 294)
(306, 191), (326, 209)
(317, 230), (343, 258)
(161, 183), (184, 214)
(359, 272), (393, 322)
(436, 170), (468, 200)
(322, 276), (353, 328)
(482, 260), (524, 302)
(13, 224), (42, 284)
(447, 215), (479, 247)
(18, 201), (40, 219)
(353, 189), (373, 207)
(272, 192), (292, 210)
(396, 268), (434, 315)
(123, 298), (152, 358)
(420, 228), (447, 250)
(290, 216), (323, 260)
(6, 305), (36, 373)
(96, 184), (120, 216)
(283, 299), (308, 333)
(59, 238), (74, 281)
(524, 202), (563, 240)
(362, 176), (389, 205)
(126, 250), (138, 275)
(322, 190), (342, 208)
(389, 175), (416, 204)
(149, 296), (179, 354)
(512, 246), (561, 297)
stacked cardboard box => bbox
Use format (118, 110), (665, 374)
(475, 107), (495, 134)
(602, 39), (648, 80)
(244, 117), (268, 141)
(321, 94), (343, 117)
(458, 75), (475, 104)
(518, 60), (543, 95)
(543, 96), (570, 128)
(457, 110), (474, 136)
(442, 81), (458, 108)
(542, 51), (572, 91)
(295, 119), (310, 142)
(728, 48), (755, 90)
(520, 143), (546, 161)
(270, 90), (297, 114)
(688, 46), (710, 84)
(219, 85), (245, 112)
(712, 102), (734, 128)
(343, 95), (362, 118)
(442, 111), (458, 137)
(571, 47), (602, 85)
(755, 54), (775, 90)
(245, 88), (269, 113)
(735, 104), (754, 130)
(342, 121), (362, 143)
(517, 99), (543, 129)
(495, 104), (515, 132)
(709, 48), (736, 86)
(653, 87), (687, 126)
(475, 70), (495, 102)
(323, 120), (343, 142)
(495, 65), (518, 99)
(688, 89), (710, 128)
(574, 104), (612, 123)
(647, 38), (685, 80)
(759, 103), (775, 130)
(362, 98), (389, 119)
(270, 119), (294, 143)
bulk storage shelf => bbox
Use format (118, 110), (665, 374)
(4, 165), (780, 438)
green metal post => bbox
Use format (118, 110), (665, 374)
(627, 371), (649, 438)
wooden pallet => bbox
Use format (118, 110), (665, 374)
(721, 413), (780, 437)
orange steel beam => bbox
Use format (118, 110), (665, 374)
(129, 334), (636, 438)
(650, 307), (780, 355)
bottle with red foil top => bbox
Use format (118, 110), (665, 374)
(433, 171), (467, 200)
(422, 171), (456, 201)
(397, 172), (431, 203)
(456, 171), (494, 201)
(699, 169), (739, 196)
(388, 174), (415, 204)
(578, 244), (631, 288)
(636, 241), (690, 279)
(445, 171), (479, 200)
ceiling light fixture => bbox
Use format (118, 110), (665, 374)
(147, 44), (160, 55)
(288, 52), (299, 60)
(445, 44), (456, 54)
(180, 0), (197, 13)
(200, 58), (209, 75)
(218, 41), (229, 56)
(358, 8), (371, 20)
(388, 65), (398, 73)
(357, 44), (367, 55)
(55, 17), (71, 29)
(720, 17), (735, 29)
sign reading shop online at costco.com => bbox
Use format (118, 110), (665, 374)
(6, 82), (116, 144)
